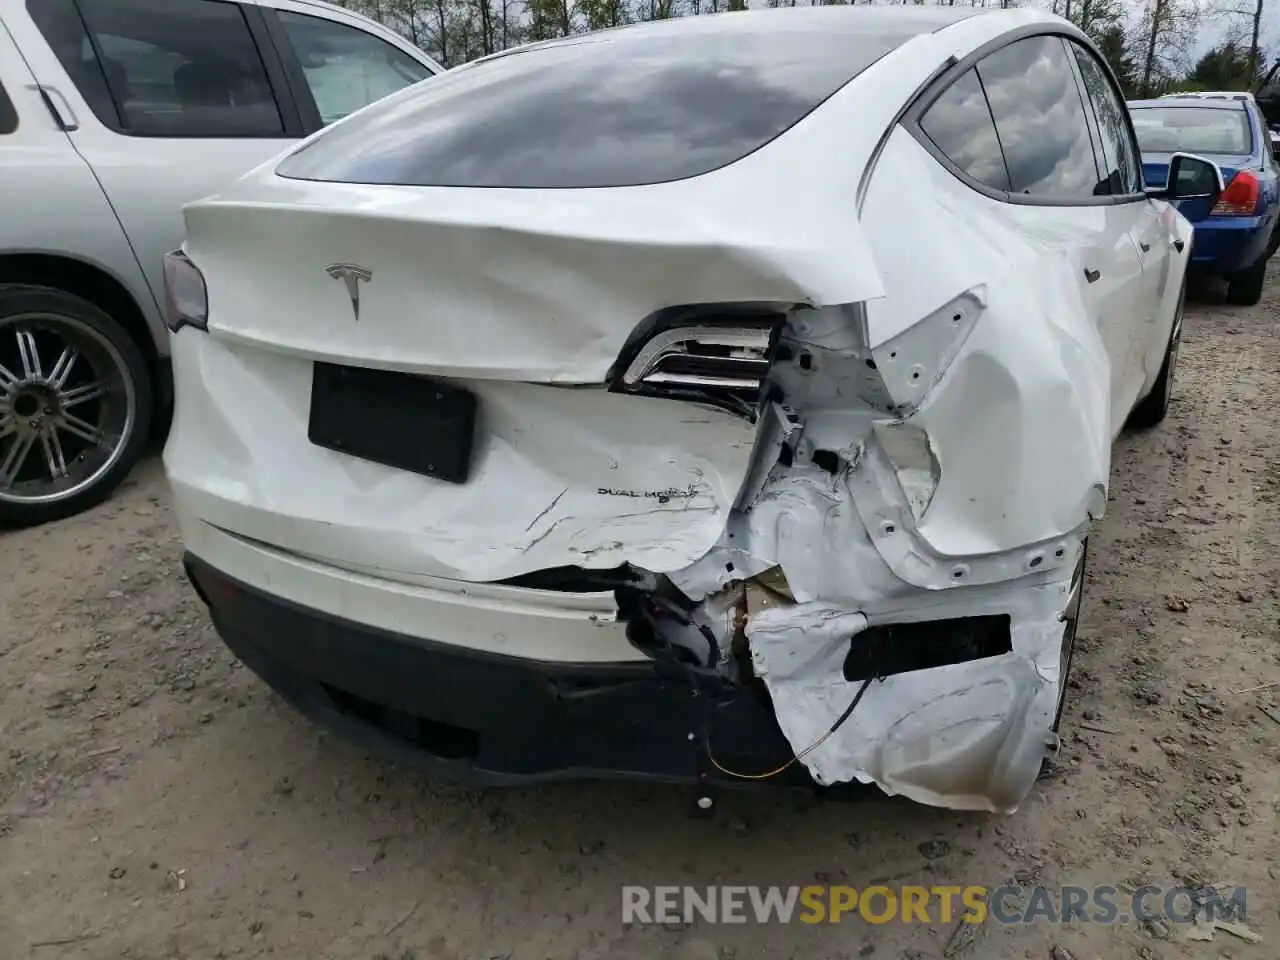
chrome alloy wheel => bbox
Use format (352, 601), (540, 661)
(0, 312), (136, 506)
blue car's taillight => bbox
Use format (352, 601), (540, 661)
(1211, 170), (1262, 216)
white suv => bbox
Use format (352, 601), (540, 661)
(0, 0), (440, 526)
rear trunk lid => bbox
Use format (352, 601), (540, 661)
(174, 175), (885, 582)
(186, 179), (881, 380)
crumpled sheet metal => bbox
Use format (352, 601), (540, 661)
(692, 287), (1098, 810)
(746, 575), (1073, 813)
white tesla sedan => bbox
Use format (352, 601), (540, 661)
(162, 6), (1217, 813)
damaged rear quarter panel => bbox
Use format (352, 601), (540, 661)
(667, 126), (1115, 813)
(858, 128), (1111, 565)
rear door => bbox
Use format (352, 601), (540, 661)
(0, 10), (159, 335)
(968, 34), (1145, 437)
(10, 0), (301, 316)
(1067, 38), (1175, 404)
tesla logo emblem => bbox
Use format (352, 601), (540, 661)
(326, 263), (372, 321)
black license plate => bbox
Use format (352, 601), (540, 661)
(308, 362), (477, 484)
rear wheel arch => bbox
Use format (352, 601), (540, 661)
(0, 253), (163, 393)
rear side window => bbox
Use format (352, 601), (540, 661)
(277, 11), (432, 126)
(28, 0), (284, 138)
(27, 0), (117, 127)
(0, 81), (16, 134)
(977, 35), (1102, 199)
(1069, 43), (1141, 196)
(276, 26), (929, 188)
(920, 68), (1011, 192)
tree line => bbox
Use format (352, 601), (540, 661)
(333, 0), (1275, 102)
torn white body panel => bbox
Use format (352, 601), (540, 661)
(747, 576), (1073, 813)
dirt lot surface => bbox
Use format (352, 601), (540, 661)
(3, 281), (1280, 960)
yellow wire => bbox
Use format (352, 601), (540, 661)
(705, 726), (839, 781)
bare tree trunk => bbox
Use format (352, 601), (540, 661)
(431, 0), (450, 65)
(477, 0), (494, 54)
(1140, 0), (1165, 97)
(1249, 0), (1264, 84)
(1077, 0), (1092, 32)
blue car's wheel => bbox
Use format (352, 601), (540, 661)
(1226, 256), (1267, 306)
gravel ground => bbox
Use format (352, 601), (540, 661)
(2, 279), (1278, 960)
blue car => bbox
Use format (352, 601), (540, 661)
(1128, 95), (1280, 304)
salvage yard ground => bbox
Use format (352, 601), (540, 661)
(2, 279), (1279, 960)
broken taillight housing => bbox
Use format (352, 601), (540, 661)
(1211, 170), (1261, 216)
(608, 307), (784, 419)
(162, 249), (209, 333)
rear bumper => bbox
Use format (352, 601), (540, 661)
(184, 553), (811, 787)
(1188, 215), (1275, 274)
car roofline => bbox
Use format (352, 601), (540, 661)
(1128, 98), (1248, 110)
(457, 6), (1061, 71)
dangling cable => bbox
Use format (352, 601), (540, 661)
(705, 675), (875, 781)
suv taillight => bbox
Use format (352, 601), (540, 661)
(1211, 170), (1262, 216)
(162, 250), (208, 332)
(608, 307), (784, 419)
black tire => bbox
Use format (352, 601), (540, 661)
(1226, 257), (1266, 306)
(1039, 542), (1087, 781)
(1053, 541), (1088, 732)
(0, 285), (152, 528)
(1126, 282), (1184, 430)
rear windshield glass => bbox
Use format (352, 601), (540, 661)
(1130, 106), (1253, 155)
(275, 17), (935, 189)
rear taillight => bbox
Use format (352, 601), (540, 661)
(1211, 171), (1262, 216)
(162, 250), (208, 332)
(608, 308), (783, 419)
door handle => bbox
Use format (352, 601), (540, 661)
(1173, 239), (1185, 253)
(1084, 268), (1101, 283)
(35, 85), (79, 132)
(1139, 241), (1151, 252)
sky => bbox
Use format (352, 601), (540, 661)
(946, 0), (1279, 71)
(1182, 0), (1279, 62)
(1112, 0), (1278, 66)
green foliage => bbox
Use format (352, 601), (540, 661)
(1092, 24), (1137, 97)
(1064, 0), (1124, 42)
(1189, 42), (1261, 91)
